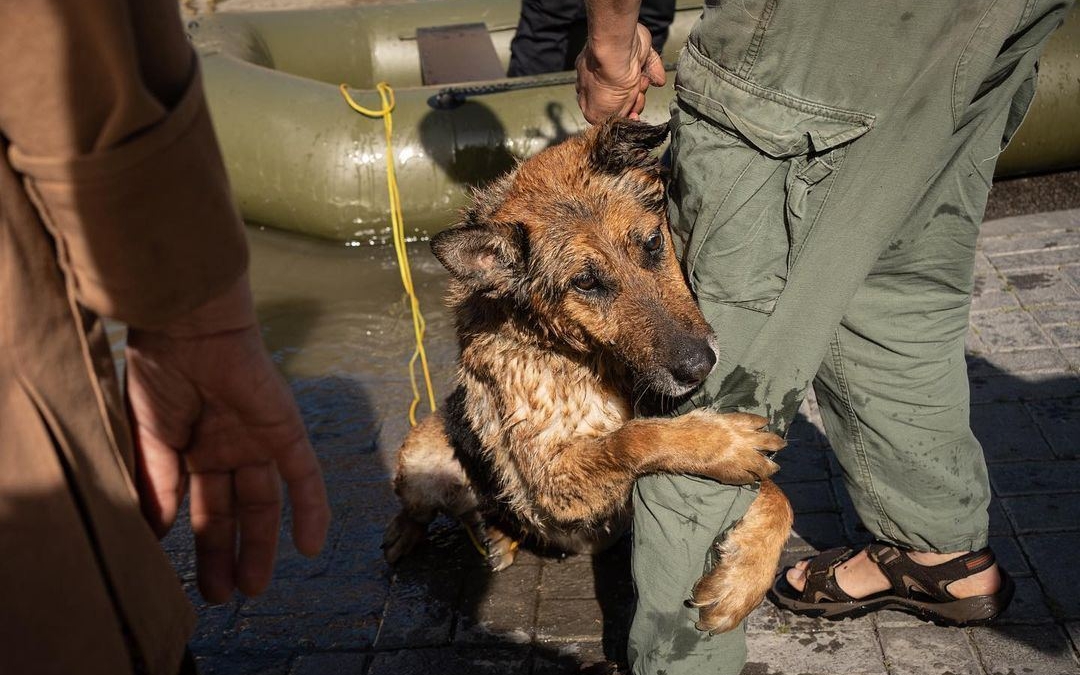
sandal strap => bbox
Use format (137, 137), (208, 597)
(866, 543), (998, 603)
(798, 547), (859, 603)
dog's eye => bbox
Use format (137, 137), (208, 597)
(571, 273), (600, 293)
(644, 231), (663, 253)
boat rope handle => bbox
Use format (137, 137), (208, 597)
(340, 82), (437, 426)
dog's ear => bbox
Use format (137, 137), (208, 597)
(431, 220), (526, 294)
(588, 116), (669, 175)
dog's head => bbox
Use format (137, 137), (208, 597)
(432, 117), (717, 397)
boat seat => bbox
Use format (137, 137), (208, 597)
(416, 23), (506, 85)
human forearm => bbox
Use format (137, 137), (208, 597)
(0, 0), (249, 330)
(584, 0), (645, 59)
(576, 0), (665, 123)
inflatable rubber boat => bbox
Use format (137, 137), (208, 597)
(189, 1), (1080, 241)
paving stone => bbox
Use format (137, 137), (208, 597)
(535, 597), (605, 643)
(972, 269), (1017, 311)
(787, 512), (845, 553)
(1061, 348), (1080, 371)
(998, 270), (1073, 306)
(969, 327), (994, 356)
(374, 562), (465, 649)
(970, 309), (1053, 352)
(989, 461), (1080, 496)
(774, 445), (831, 484)
(229, 612), (381, 653)
(532, 641), (614, 674)
(540, 558), (603, 600)
(457, 562), (538, 644)
(1064, 265), (1080, 295)
(779, 609), (876, 634)
(1068, 623), (1080, 657)
(194, 653), (292, 675)
(998, 576), (1055, 625)
(1002, 495), (1079, 534)
(289, 652), (369, 675)
(874, 609), (928, 629)
(970, 372), (1080, 404)
(1048, 323), (1080, 348)
(979, 230), (1080, 255)
(1022, 533), (1080, 621)
(367, 646), (532, 675)
(240, 577), (385, 617)
(989, 536), (1033, 577)
(781, 480), (838, 514)
(969, 625), (1080, 675)
(978, 210), (1080, 239)
(972, 402), (1056, 463)
(1028, 302), (1080, 325)
(878, 626), (981, 675)
(184, 583), (241, 654)
(967, 349), (1072, 376)
(993, 248), (1080, 273)
(1026, 397), (1080, 459)
(746, 603), (788, 634)
(743, 628), (886, 675)
(989, 501), (1015, 537)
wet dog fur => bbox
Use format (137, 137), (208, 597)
(383, 117), (794, 633)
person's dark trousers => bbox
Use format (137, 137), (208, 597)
(508, 0), (675, 76)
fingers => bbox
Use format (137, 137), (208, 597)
(576, 23), (668, 124)
(190, 471), (237, 604)
(132, 426), (185, 538)
(234, 463), (283, 597)
(276, 433), (331, 558)
(644, 48), (667, 87)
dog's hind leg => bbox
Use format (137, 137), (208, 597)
(689, 478), (794, 633)
(383, 412), (479, 563)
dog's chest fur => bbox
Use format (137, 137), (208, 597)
(450, 329), (632, 538)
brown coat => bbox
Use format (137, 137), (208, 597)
(0, 2), (248, 673)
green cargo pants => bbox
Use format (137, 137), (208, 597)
(628, 2), (1073, 673)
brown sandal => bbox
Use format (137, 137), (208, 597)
(768, 543), (1014, 626)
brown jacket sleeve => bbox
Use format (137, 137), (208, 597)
(0, 0), (248, 329)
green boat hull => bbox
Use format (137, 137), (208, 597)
(190, 1), (1080, 241)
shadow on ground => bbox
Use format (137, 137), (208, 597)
(165, 352), (1079, 674)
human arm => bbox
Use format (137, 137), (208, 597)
(126, 276), (331, 603)
(575, 0), (667, 123)
(0, 0), (330, 602)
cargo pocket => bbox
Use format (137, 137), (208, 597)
(670, 44), (874, 314)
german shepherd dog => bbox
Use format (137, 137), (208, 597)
(383, 117), (793, 633)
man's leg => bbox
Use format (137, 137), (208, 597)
(507, 0), (583, 76)
(788, 11), (1062, 594)
(629, 477), (756, 675)
(629, 1), (1071, 672)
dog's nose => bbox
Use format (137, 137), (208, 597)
(671, 341), (717, 387)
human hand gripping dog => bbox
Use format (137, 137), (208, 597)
(576, 0), (666, 123)
(126, 276), (332, 603)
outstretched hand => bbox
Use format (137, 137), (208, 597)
(125, 277), (331, 603)
(576, 22), (666, 123)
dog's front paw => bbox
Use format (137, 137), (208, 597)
(683, 411), (784, 484)
(483, 525), (520, 572)
(689, 556), (767, 633)
(689, 480), (792, 633)
(382, 512), (428, 564)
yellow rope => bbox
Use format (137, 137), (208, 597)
(340, 82), (437, 426)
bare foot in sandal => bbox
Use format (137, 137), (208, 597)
(786, 547), (1003, 600)
(768, 543), (1014, 626)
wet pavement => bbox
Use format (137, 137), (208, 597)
(152, 191), (1080, 675)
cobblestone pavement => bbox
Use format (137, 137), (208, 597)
(165, 205), (1080, 675)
